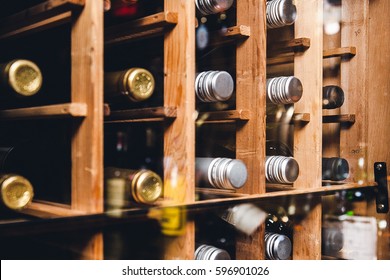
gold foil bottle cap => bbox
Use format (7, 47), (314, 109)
(7, 60), (43, 97)
(124, 68), (155, 102)
(131, 170), (162, 204)
(1, 174), (34, 210)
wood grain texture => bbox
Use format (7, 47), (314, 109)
(71, 0), (103, 214)
(0, 103), (87, 120)
(267, 37), (310, 56)
(105, 106), (177, 121)
(366, 0), (390, 260)
(235, 0), (266, 260)
(322, 31), (342, 157)
(0, 0), (84, 35)
(293, 0), (323, 260)
(105, 11), (178, 46)
(340, 0), (369, 183)
(163, 0), (195, 259)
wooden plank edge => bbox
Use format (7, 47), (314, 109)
(104, 106), (177, 121)
(323, 114), (356, 124)
(0, 0), (84, 31)
(0, 12), (71, 41)
(0, 103), (87, 120)
(267, 112), (311, 124)
(105, 11), (178, 45)
(22, 201), (87, 219)
(323, 46), (356, 59)
(196, 109), (251, 123)
(267, 46), (356, 66)
(267, 37), (311, 55)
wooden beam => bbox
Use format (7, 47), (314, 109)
(293, 0), (323, 260)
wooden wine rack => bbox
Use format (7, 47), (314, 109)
(0, 0), (388, 260)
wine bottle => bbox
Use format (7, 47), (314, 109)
(196, 157), (248, 190)
(265, 156), (299, 184)
(104, 167), (163, 208)
(195, 70), (234, 102)
(265, 213), (293, 260)
(104, 0), (164, 24)
(196, 0), (234, 16)
(266, 0), (297, 29)
(265, 232), (292, 260)
(104, 67), (155, 103)
(220, 203), (267, 236)
(0, 174), (34, 211)
(0, 138), (70, 204)
(322, 157), (349, 181)
(266, 76), (303, 105)
(322, 226), (344, 255)
(0, 59), (43, 98)
(194, 244), (231, 260)
(322, 85), (345, 109)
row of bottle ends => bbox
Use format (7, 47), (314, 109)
(0, 155), (349, 214)
(0, 171), (342, 260)
(1, 59), (345, 110)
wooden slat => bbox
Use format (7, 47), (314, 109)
(0, 12), (71, 41)
(22, 201), (86, 218)
(105, 11), (178, 46)
(235, 0), (266, 260)
(323, 114), (355, 124)
(267, 113), (311, 124)
(0, 0), (84, 38)
(366, 0), (390, 260)
(267, 46), (356, 66)
(196, 109), (251, 123)
(162, 0), (195, 260)
(71, 0), (103, 214)
(207, 25), (250, 48)
(0, 103), (87, 120)
(104, 106), (177, 122)
(293, 0), (323, 260)
(323, 46), (356, 59)
(322, 31), (342, 158)
(340, 1), (369, 183)
(267, 37), (310, 56)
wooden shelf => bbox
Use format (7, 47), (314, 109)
(0, 182), (376, 237)
(267, 46), (356, 66)
(104, 106), (177, 123)
(105, 11), (178, 46)
(22, 201), (86, 219)
(0, 103), (87, 120)
(323, 114), (356, 124)
(206, 25), (250, 48)
(267, 37), (311, 56)
(0, 0), (84, 41)
(267, 112), (311, 124)
(196, 109), (251, 124)
(323, 47), (356, 59)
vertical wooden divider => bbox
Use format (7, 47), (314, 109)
(293, 0), (323, 260)
(235, 0), (267, 260)
(340, 0), (369, 183)
(163, 0), (195, 259)
(71, 0), (104, 259)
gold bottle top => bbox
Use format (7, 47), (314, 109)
(122, 68), (155, 102)
(131, 169), (162, 204)
(0, 174), (34, 211)
(6, 60), (43, 97)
